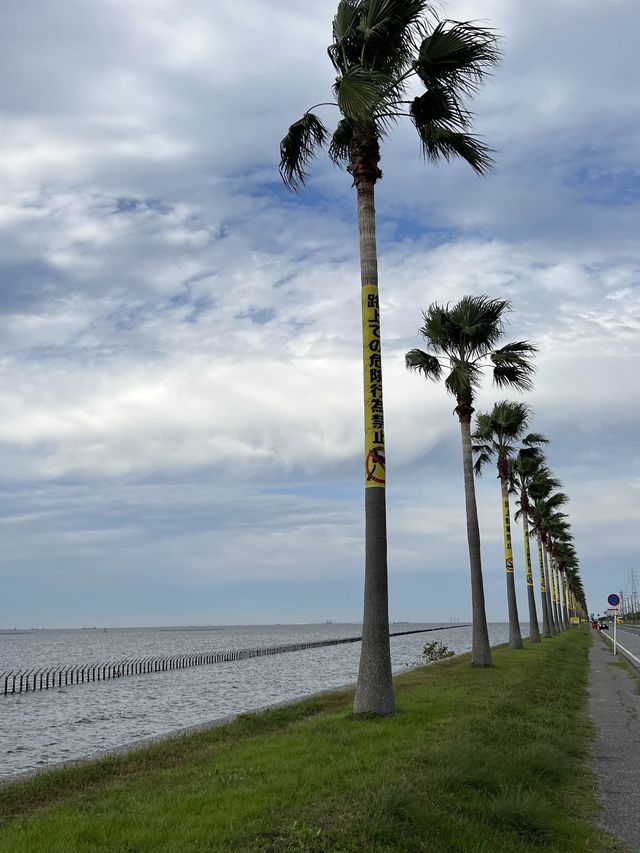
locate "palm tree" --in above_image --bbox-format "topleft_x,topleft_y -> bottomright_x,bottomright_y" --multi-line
473,402 -> 547,648
279,1 -> 500,714
406,296 -> 536,665
509,446 -> 548,642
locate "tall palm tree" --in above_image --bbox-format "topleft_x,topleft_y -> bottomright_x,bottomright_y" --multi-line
473,402 -> 547,648
279,1 -> 500,714
509,446 -> 547,642
406,296 -> 536,666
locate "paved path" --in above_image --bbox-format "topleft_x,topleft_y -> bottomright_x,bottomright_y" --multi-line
589,633 -> 640,851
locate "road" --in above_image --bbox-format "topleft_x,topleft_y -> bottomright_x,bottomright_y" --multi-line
601,624 -> 640,669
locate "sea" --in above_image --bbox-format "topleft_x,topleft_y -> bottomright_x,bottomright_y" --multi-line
0,622 -> 513,781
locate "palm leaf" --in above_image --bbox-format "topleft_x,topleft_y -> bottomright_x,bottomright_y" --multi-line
418,303 -> 449,353
472,445 -> 493,477
410,88 -> 470,131
415,20 -> 501,93
333,66 -> 394,119
413,125 -> 493,174
329,0 -> 362,72
405,348 -> 442,381
491,341 -> 537,392
279,113 -> 328,191
522,432 -> 548,447
445,360 -> 481,400
328,118 -> 356,165
358,0 -> 427,72
449,295 -> 510,354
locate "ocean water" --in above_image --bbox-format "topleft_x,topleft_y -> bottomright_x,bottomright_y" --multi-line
0,622 -> 512,781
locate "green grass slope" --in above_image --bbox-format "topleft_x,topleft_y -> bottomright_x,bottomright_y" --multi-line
0,630 -> 626,852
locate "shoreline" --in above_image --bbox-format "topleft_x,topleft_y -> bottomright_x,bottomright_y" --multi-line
0,649 -> 466,790
0,630 -> 620,853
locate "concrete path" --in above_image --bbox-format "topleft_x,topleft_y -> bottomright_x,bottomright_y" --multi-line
589,633 -> 640,851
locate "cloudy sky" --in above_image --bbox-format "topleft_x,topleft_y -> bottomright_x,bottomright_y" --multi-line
1,0 -> 638,629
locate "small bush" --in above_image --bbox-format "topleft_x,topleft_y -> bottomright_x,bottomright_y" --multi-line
422,641 -> 455,662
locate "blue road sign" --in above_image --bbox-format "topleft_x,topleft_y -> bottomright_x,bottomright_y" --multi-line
607,593 -> 621,607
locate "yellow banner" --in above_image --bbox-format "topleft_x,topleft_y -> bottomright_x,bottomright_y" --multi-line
362,284 -> 385,488
538,540 -> 545,592
550,563 -> 557,602
523,529 -> 533,586
502,496 -> 513,573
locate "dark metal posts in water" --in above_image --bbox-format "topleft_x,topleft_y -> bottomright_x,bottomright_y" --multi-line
1,624 -> 469,696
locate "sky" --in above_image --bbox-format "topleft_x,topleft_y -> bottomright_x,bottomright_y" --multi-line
1,0 -> 638,628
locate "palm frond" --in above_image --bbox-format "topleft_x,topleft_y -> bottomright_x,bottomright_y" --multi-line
279,113 -> 328,191
415,20 -> 501,94
450,295 -> 511,354
445,360 -> 481,400
358,0 -> 428,73
489,400 -> 530,433
522,432 -> 548,447
472,447 -> 493,477
410,88 -> 470,130
329,0 -> 362,72
472,411 -> 493,440
329,0 -> 428,77
491,341 -> 537,392
405,348 -> 442,381
333,66 -> 394,119
328,118 -> 355,165
418,303 -> 449,353
413,125 -> 493,174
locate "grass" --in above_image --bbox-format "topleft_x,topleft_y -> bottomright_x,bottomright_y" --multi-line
0,629 -> 626,852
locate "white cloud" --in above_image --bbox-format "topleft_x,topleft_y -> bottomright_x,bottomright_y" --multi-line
0,0 -> 638,624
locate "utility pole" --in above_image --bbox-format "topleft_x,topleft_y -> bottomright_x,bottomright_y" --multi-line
629,570 -> 639,619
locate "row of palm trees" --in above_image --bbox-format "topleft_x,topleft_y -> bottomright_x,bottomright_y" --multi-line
474,401 -> 585,647
279,0 -> 586,715
406,297 -> 587,667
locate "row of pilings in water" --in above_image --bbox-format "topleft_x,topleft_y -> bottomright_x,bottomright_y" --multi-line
1,624 -> 469,696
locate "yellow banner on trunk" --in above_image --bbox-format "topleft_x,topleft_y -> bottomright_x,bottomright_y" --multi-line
362,284 -> 385,488
523,532 -> 533,586
538,540 -> 545,593
502,496 -> 513,573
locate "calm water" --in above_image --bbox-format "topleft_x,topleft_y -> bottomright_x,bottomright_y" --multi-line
0,622 -> 512,781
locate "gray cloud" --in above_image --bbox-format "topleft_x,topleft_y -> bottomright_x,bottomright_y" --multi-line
0,0 -> 638,625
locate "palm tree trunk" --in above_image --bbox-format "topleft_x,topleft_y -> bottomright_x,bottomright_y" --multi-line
351,159 -> 394,717
459,411 -> 492,666
499,477 -> 522,649
521,508 -> 540,643
542,544 -> 559,635
537,537 -> 552,638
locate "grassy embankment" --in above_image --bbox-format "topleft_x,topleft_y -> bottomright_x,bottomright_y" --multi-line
0,629 -> 625,852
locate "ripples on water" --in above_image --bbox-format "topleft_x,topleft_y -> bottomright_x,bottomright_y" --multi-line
0,623 -> 513,780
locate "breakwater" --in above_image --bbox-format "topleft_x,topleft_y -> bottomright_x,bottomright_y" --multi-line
1,624 -> 468,696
